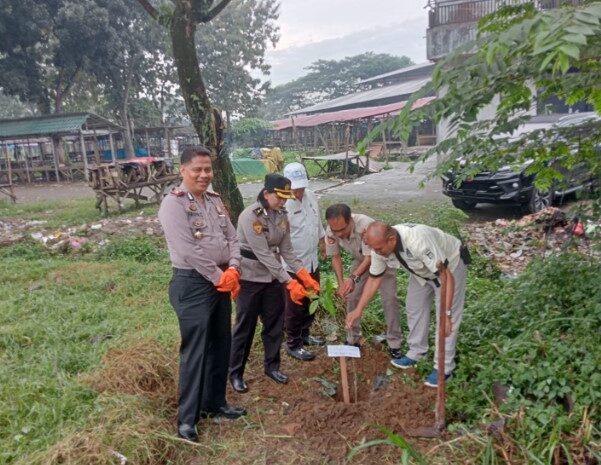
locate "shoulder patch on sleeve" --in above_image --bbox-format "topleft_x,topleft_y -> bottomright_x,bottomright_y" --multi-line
252,220 -> 263,234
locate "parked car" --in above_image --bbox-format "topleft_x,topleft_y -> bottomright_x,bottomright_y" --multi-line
441,112 -> 599,213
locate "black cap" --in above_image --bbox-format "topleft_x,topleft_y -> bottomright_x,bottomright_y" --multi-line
264,174 -> 295,199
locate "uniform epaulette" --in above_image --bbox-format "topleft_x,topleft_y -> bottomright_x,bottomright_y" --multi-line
171,189 -> 186,197
206,191 -> 221,197
253,206 -> 265,216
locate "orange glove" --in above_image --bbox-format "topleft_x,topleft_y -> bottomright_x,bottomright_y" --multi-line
216,267 -> 240,294
287,279 -> 308,305
296,267 -> 320,293
231,280 -> 240,300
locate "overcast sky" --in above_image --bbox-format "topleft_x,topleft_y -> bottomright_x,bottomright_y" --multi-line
266,0 -> 429,85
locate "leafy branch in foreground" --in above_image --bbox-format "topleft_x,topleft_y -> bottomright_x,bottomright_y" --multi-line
360,1 -> 601,190
347,425 -> 425,465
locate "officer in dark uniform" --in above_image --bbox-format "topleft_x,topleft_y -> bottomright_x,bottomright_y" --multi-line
229,174 -> 319,393
158,146 -> 246,442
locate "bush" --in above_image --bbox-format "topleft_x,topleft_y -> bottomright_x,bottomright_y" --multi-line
97,238 -> 166,263
449,253 -> 601,459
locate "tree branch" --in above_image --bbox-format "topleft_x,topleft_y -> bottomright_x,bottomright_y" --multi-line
136,0 -> 159,20
197,0 -> 232,23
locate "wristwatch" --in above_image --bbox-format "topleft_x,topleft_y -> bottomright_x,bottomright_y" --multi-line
350,273 -> 360,284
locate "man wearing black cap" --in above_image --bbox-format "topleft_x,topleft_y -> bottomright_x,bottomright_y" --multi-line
229,174 -> 320,393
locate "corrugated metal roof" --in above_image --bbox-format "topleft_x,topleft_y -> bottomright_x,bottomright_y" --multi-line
287,77 -> 431,116
273,97 -> 435,130
0,112 -> 124,140
356,62 -> 435,86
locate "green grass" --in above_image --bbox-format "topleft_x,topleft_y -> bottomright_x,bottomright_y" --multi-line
0,198 -> 158,228
0,256 -> 177,463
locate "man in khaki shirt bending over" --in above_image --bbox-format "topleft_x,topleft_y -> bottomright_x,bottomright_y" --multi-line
346,221 -> 468,388
324,204 -> 402,359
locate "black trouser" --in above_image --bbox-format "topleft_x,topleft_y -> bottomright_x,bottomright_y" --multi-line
229,279 -> 285,379
284,269 -> 320,350
169,268 -> 231,427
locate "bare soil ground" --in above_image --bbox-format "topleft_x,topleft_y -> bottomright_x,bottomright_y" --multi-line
85,341 -> 440,465
219,345 -> 437,464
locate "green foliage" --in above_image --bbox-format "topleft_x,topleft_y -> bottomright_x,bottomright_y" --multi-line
362,1 -> 601,190
197,0 -> 280,117
308,276 -> 337,317
229,117 -> 274,146
348,425 -> 425,464
261,52 -> 414,118
97,237 -> 167,263
449,253 -> 601,459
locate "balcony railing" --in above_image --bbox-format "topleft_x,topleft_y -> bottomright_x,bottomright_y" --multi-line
428,0 -> 582,28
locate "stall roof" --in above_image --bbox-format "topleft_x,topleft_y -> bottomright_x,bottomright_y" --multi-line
273,97 -> 435,130
356,62 -> 435,86
0,112 -> 124,140
286,77 -> 431,116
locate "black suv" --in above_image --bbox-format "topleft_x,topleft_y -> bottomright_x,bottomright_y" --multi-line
441,113 -> 599,213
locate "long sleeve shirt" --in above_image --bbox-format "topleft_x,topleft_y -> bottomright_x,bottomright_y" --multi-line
158,186 -> 240,285
284,189 -> 325,273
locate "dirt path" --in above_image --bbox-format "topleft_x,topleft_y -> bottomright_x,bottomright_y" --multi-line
7,160 -> 532,223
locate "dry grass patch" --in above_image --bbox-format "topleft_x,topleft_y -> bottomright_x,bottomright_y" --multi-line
28,397 -> 197,465
81,339 -> 177,402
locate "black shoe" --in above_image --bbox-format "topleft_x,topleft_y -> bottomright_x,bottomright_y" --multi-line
389,347 -> 402,359
178,424 -> 199,442
201,404 -> 247,420
265,369 -> 289,384
303,335 -> 325,346
287,346 -> 316,361
230,376 -> 248,393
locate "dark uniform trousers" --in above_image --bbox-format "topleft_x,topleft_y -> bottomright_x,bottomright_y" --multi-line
284,269 -> 320,350
229,279 -> 285,378
169,268 -> 231,427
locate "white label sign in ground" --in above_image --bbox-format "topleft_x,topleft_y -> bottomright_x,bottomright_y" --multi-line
326,345 -> 361,358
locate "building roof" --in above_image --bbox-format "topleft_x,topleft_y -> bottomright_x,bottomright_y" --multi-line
0,112 -> 124,140
286,77 -> 431,116
273,97 -> 435,130
356,62 -> 436,86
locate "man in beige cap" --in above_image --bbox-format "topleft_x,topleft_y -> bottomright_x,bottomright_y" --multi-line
282,162 -> 326,362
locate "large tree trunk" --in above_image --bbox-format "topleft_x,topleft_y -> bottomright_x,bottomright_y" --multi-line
121,62 -> 136,159
169,3 -> 244,221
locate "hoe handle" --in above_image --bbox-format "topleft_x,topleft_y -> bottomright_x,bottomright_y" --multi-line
435,261 -> 452,431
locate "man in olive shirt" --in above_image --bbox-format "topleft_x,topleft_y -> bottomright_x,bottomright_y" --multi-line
159,146 -> 245,442
324,204 -> 402,358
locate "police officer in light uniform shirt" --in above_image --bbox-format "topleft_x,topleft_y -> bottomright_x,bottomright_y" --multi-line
346,221 -> 468,388
282,163 -> 326,362
229,174 -> 319,393
158,146 -> 245,443
324,204 -> 402,358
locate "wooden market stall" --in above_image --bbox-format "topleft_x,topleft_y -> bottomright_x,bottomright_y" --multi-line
0,112 -> 126,185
